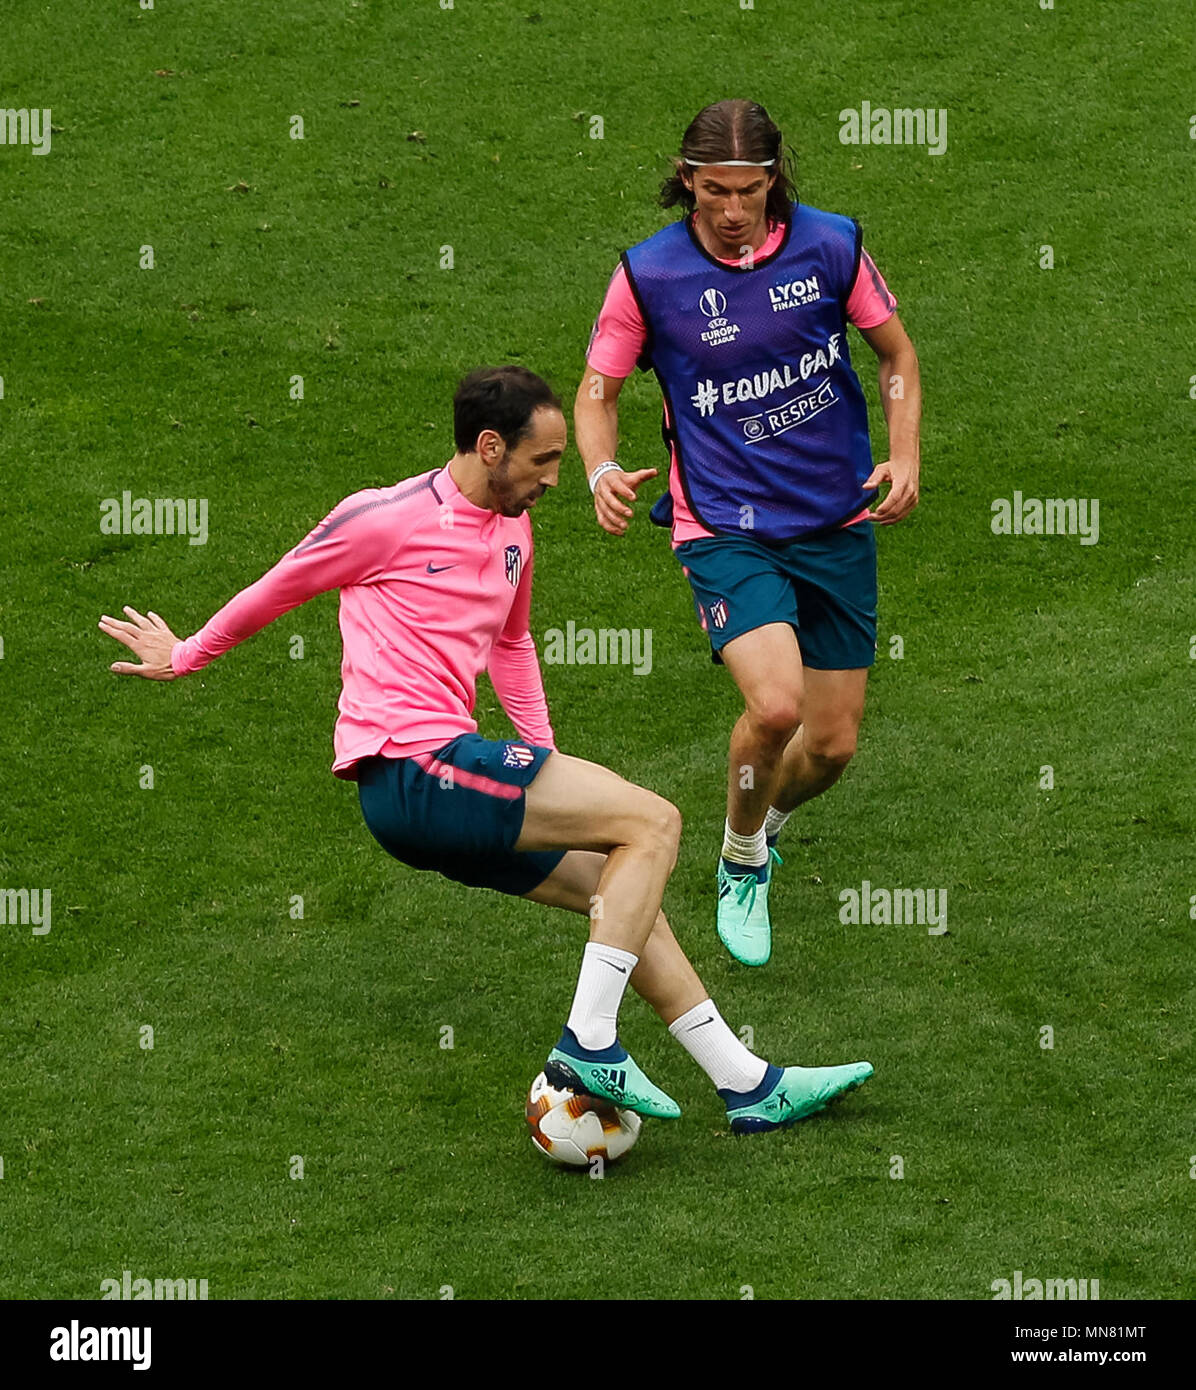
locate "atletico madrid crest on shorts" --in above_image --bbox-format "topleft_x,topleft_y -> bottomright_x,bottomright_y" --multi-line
503,743 -> 535,769
709,598 -> 729,630
505,544 -> 522,587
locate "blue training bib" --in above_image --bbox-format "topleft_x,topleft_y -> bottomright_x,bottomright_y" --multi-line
624,203 -> 877,541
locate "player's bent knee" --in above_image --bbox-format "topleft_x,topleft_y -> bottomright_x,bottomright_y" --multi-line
637,792 -> 682,863
805,729 -> 858,766
747,696 -> 802,743
660,798 -> 683,853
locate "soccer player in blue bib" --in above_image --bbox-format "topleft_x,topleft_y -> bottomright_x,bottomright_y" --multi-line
576,100 -> 922,965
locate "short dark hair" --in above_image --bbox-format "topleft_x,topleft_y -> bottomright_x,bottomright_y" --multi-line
452,366 -> 562,454
660,99 -> 797,225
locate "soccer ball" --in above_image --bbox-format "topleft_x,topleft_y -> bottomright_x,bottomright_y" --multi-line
524,1071 -> 642,1167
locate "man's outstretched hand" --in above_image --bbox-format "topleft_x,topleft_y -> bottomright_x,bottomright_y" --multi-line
99,606 -> 181,680
593,467 -> 658,536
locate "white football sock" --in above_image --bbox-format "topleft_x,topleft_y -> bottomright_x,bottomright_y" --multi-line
721,819 -> 767,867
566,941 -> 638,1051
764,806 -> 791,839
669,999 -> 768,1093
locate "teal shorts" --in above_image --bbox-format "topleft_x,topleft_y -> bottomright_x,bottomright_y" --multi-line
676,520 -> 877,669
356,734 -> 565,896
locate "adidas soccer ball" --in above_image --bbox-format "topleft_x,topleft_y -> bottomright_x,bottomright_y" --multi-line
524,1071 -> 642,1167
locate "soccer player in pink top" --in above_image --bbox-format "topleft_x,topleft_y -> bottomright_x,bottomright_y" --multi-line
575,100 -> 922,967
99,365 -> 872,1134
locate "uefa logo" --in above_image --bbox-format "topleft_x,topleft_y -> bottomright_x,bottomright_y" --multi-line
699,288 -> 727,322
698,287 -> 740,346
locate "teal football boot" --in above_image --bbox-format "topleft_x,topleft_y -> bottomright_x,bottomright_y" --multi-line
545,1027 -> 681,1119
716,846 -> 782,966
723,1060 -> 874,1133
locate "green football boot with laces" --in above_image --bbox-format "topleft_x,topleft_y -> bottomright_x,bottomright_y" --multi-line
716,846 -> 782,966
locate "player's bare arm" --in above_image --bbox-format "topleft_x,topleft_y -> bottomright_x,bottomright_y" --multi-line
573,369 -> 657,536
98,606 -> 181,680
859,312 -> 921,525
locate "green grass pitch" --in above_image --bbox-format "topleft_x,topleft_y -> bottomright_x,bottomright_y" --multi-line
1,0 -> 1193,1299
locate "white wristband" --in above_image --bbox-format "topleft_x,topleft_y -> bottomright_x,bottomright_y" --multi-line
588,461 -> 624,494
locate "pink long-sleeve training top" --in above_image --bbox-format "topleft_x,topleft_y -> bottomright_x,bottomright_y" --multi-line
170,462 -> 556,778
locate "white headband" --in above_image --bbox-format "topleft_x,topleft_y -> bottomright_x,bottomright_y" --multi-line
684,158 -> 775,167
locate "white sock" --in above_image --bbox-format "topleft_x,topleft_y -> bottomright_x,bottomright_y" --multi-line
566,941 -> 638,1051
721,819 -> 767,868
764,806 -> 791,840
669,999 -> 768,1093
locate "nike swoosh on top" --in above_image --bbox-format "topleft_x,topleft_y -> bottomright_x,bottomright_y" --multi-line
426,562 -> 457,574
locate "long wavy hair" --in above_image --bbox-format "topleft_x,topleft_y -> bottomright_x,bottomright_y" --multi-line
660,99 -> 797,224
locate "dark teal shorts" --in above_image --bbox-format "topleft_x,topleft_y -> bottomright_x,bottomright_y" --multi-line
356,734 -> 566,896
676,520 -> 878,669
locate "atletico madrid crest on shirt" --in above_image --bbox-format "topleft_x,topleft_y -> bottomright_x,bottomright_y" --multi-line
504,544 -> 522,587
709,598 -> 729,630
503,742 -> 535,769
